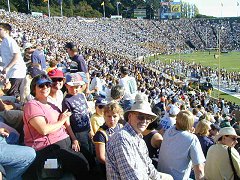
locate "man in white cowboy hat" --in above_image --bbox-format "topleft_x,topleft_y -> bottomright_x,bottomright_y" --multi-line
105,93 -> 173,180
205,127 -> 240,180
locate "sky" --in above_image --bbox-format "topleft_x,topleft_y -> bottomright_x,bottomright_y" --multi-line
183,0 -> 240,17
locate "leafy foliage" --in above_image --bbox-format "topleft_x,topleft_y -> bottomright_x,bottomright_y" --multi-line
0,0 -> 200,18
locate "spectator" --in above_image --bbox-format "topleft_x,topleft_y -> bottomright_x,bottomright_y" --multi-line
143,119 -> 163,168
158,110 -> 205,180
195,120 -> 214,157
62,72 -> 94,159
91,97 -> 108,134
159,105 -> 180,134
93,102 -> 123,179
119,66 -> 137,111
0,23 -> 27,98
205,127 -> 240,180
31,42 -> 46,71
23,74 -> 90,179
109,84 -> 124,104
106,93 -> 173,180
65,42 -> 90,94
47,68 -> 65,111
0,128 -> 35,180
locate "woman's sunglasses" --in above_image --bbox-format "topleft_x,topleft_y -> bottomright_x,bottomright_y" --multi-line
38,82 -> 52,88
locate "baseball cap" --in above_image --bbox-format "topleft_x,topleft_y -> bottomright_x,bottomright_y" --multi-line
28,66 -> 45,78
65,42 -> 76,49
95,98 -> 108,106
169,106 -> 180,116
48,69 -> 64,78
23,42 -> 32,50
65,73 -> 85,86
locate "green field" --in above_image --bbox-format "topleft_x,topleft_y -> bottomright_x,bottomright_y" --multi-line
147,51 -> 240,104
149,51 -> 240,72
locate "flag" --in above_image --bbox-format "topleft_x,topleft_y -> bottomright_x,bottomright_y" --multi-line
43,0 -> 48,2
237,2 -> 239,6
101,1 -> 105,6
58,0 -> 62,4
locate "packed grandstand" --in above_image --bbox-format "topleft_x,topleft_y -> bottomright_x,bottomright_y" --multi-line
0,9 -> 240,180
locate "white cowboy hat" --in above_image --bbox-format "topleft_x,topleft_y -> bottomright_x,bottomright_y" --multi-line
124,93 -> 157,122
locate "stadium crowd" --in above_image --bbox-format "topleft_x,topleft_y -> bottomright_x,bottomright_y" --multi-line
0,9 -> 239,180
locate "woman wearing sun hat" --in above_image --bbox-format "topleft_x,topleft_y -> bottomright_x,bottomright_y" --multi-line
204,127 -> 240,180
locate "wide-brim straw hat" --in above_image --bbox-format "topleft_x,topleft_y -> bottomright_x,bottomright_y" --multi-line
214,127 -> 240,142
124,93 -> 157,122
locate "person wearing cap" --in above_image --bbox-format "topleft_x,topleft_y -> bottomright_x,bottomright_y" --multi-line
159,105 -> 180,135
93,102 -> 123,179
204,127 -> 240,180
62,72 -> 94,159
23,74 -> 90,179
65,42 -> 90,95
91,98 -> 108,134
105,93 -> 173,180
158,110 -> 205,180
119,65 -> 137,111
47,68 -> 65,111
23,42 -> 34,67
0,23 -> 27,98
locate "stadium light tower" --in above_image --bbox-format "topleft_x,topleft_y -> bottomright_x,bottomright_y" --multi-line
117,2 -> 121,16
178,30 -> 182,60
7,0 -> 10,12
217,26 -> 224,98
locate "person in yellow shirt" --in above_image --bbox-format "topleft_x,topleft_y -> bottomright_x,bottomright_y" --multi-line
90,98 -> 108,134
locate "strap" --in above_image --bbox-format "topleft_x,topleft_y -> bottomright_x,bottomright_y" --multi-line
98,128 -> 108,142
227,147 -> 239,179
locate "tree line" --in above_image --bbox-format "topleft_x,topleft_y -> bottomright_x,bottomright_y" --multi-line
0,0 -> 202,19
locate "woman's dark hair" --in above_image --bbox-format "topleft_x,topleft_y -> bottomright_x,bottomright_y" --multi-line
147,119 -> 160,130
30,74 -> 52,97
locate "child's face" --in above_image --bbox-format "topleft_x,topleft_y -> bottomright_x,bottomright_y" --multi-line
104,111 -> 120,128
65,84 -> 83,95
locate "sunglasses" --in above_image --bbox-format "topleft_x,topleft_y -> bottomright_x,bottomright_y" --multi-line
134,113 -> 153,123
38,82 -> 51,88
226,135 -> 238,141
52,78 -> 64,82
98,105 -> 105,109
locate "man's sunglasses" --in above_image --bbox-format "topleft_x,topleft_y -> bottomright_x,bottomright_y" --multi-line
38,82 -> 51,88
134,112 -> 153,123
52,78 -> 64,82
